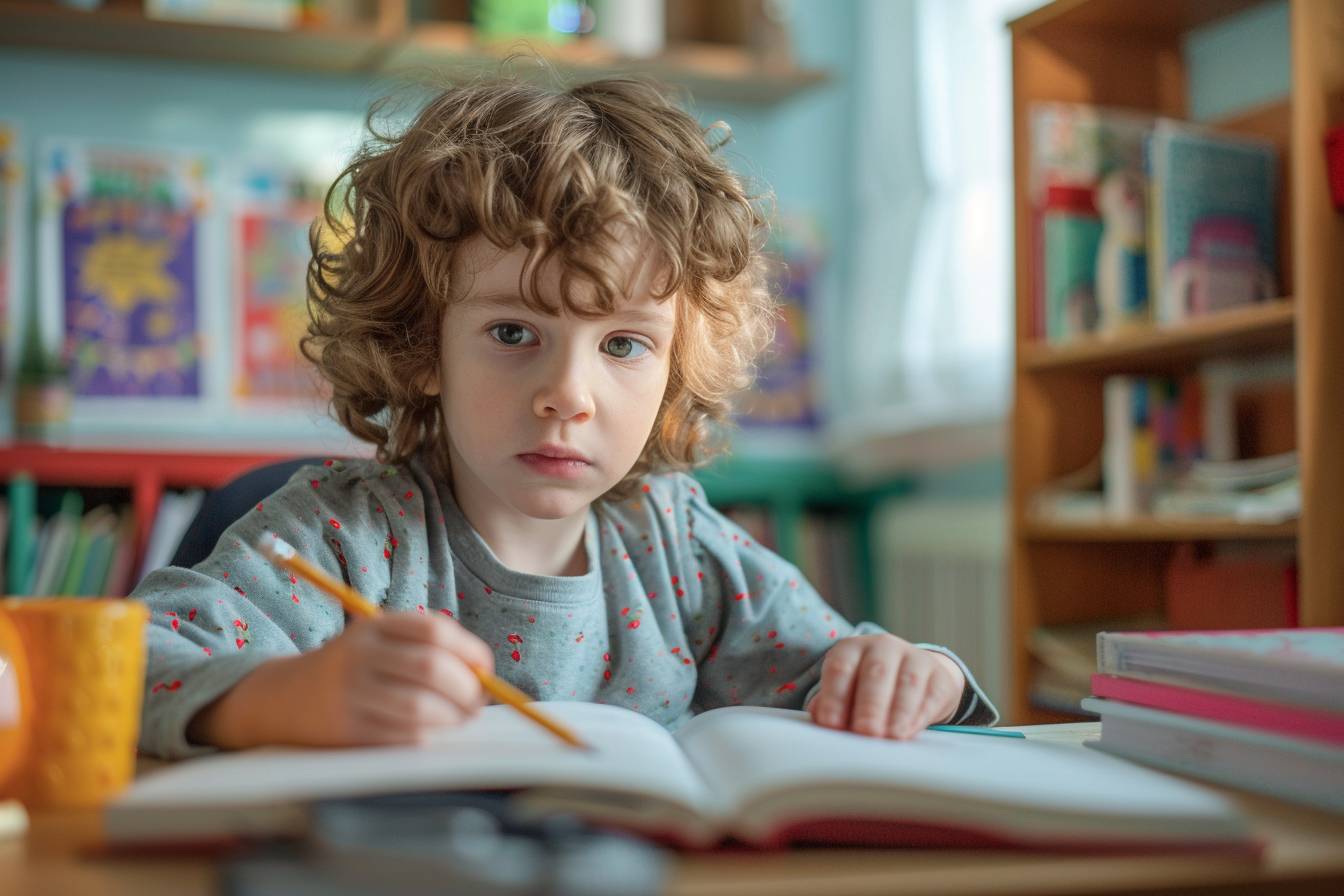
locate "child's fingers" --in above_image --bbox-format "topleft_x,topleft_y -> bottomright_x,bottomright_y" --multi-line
347,682 -> 466,741
363,641 -> 485,711
809,640 -> 864,728
886,650 -> 936,739
375,612 -> 496,673
848,639 -> 902,737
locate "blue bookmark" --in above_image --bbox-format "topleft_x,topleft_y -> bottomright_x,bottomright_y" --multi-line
927,725 -> 1026,738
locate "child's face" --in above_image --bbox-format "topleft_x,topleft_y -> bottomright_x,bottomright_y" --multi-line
432,236 -> 675,522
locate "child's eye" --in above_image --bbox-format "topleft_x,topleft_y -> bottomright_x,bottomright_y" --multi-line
603,336 -> 649,359
489,323 -> 538,347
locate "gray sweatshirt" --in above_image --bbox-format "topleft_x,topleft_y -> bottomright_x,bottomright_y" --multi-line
133,456 -> 998,758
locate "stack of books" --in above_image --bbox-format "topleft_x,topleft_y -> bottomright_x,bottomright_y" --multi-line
1083,628 -> 1344,814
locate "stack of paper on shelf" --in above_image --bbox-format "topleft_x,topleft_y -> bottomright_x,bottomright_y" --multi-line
1084,628 -> 1344,814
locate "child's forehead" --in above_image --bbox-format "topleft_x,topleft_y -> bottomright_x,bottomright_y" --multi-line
452,236 -> 674,319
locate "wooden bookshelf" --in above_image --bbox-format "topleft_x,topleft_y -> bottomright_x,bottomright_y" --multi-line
0,0 -> 827,103
1018,300 -> 1296,375
1008,0 -> 1344,724
0,444 -> 290,577
1023,517 -> 1298,543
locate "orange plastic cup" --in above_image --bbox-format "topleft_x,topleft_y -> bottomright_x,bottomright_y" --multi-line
0,599 -> 148,809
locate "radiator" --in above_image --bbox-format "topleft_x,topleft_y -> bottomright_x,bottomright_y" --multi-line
872,497 -> 1008,714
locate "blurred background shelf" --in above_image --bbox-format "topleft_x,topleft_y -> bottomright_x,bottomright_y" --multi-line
0,0 -> 395,74
0,444 -> 292,569
1018,300 -> 1296,375
0,0 -> 829,103
1023,516 -> 1298,542
1008,0 -> 1344,725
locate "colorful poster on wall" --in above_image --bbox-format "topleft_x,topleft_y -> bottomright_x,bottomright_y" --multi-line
232,165 -> 324,402
45,142 -> 210,398
735,214 -> 824,431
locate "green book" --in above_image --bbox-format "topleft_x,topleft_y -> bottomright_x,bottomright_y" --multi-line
32,490 -> 84,597
6,474 -> 37,596
58,506 -> 103,596
77,508 -> 119,597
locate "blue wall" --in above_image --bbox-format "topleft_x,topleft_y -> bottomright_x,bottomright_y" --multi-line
1185,0 -> 1290,122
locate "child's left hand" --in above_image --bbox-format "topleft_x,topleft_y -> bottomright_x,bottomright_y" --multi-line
808,633 -> 966,740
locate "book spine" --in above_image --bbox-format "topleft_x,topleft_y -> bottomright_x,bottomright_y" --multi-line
1083,697 -> 1344,814
1103,376 -> 1137,517
6,473 -> 36,595
1090,674 -> 1344,745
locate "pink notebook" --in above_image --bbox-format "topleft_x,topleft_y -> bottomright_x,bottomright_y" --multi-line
1090,674 -> 1344,746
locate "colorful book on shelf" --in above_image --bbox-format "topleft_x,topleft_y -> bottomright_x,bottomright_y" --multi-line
56,505 -> 99,596
1147,121 -> 1279,325
1102,374 -> 1203,517
75,505 -> 120,597
1039,184 -> 1103,342
106,703 -> 1256,853
102,506 -> 139,596
1028,103 -> 1153,342
5,473 -> 37,596
31,489 -> 83,596
40,140 -> 210,400
1096,628 -> 1344,713
1090,674 -> 1344,746
1082,697 -> 1344,815
136,488 -> 205,582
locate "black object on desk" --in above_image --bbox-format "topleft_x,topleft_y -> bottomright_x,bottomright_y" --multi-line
219,791 -> 668,896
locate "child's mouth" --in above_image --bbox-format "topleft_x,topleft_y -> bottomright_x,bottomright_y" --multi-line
517,453 -> 592,479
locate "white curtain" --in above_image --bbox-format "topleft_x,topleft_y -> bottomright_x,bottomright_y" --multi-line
833,0 -> 1041,458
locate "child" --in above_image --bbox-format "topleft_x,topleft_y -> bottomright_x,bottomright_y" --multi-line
133,77 -> 998,759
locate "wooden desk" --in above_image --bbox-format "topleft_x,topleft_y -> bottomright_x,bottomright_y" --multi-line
6,724 -> 1344,896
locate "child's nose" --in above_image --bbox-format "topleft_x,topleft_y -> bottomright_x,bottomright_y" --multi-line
532,352 -> 595,423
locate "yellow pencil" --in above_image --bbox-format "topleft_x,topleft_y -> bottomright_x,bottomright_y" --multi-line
257,533 -> 590,750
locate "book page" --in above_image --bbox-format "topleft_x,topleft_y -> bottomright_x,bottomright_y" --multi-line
675,706 -> 1246,846
118,702 -> 712,816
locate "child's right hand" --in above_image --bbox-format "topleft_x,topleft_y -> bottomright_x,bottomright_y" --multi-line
295,612 -> 496,746
190,613 -> 495,749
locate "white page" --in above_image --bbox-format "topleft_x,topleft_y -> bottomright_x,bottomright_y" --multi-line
118,702 -> 711,814
675,706 -> 1248,843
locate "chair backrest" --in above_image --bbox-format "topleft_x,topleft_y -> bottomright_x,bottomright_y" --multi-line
169,457 -> 326,569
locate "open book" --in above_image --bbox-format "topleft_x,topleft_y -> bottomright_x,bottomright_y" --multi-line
109,703 -> 1255,852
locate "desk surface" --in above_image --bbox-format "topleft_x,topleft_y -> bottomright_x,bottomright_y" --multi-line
6,723 -> 1344,896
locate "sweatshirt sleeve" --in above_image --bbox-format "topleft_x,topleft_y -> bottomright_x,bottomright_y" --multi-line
132,459 -> 397,758
671,474 -> 998,726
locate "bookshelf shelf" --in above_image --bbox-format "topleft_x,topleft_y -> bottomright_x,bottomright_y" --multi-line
0,0 -> 828,104
390,23 -> 829,104
1012,0 -> 1268,39
1023,516 -> 1298,543
0,444 -> 291,575
1008,0 -> 1344,726
0,1 -> 392,74
1019,301 -> 1296,375
0,444 -> 289,490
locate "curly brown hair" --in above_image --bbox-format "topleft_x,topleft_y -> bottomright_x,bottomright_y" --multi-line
303,75 -> 777,499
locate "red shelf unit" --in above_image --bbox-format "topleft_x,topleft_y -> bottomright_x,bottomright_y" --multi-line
0,444 -> 291,581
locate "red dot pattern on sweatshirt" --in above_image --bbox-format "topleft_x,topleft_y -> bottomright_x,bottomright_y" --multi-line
143,468 -> 863,739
